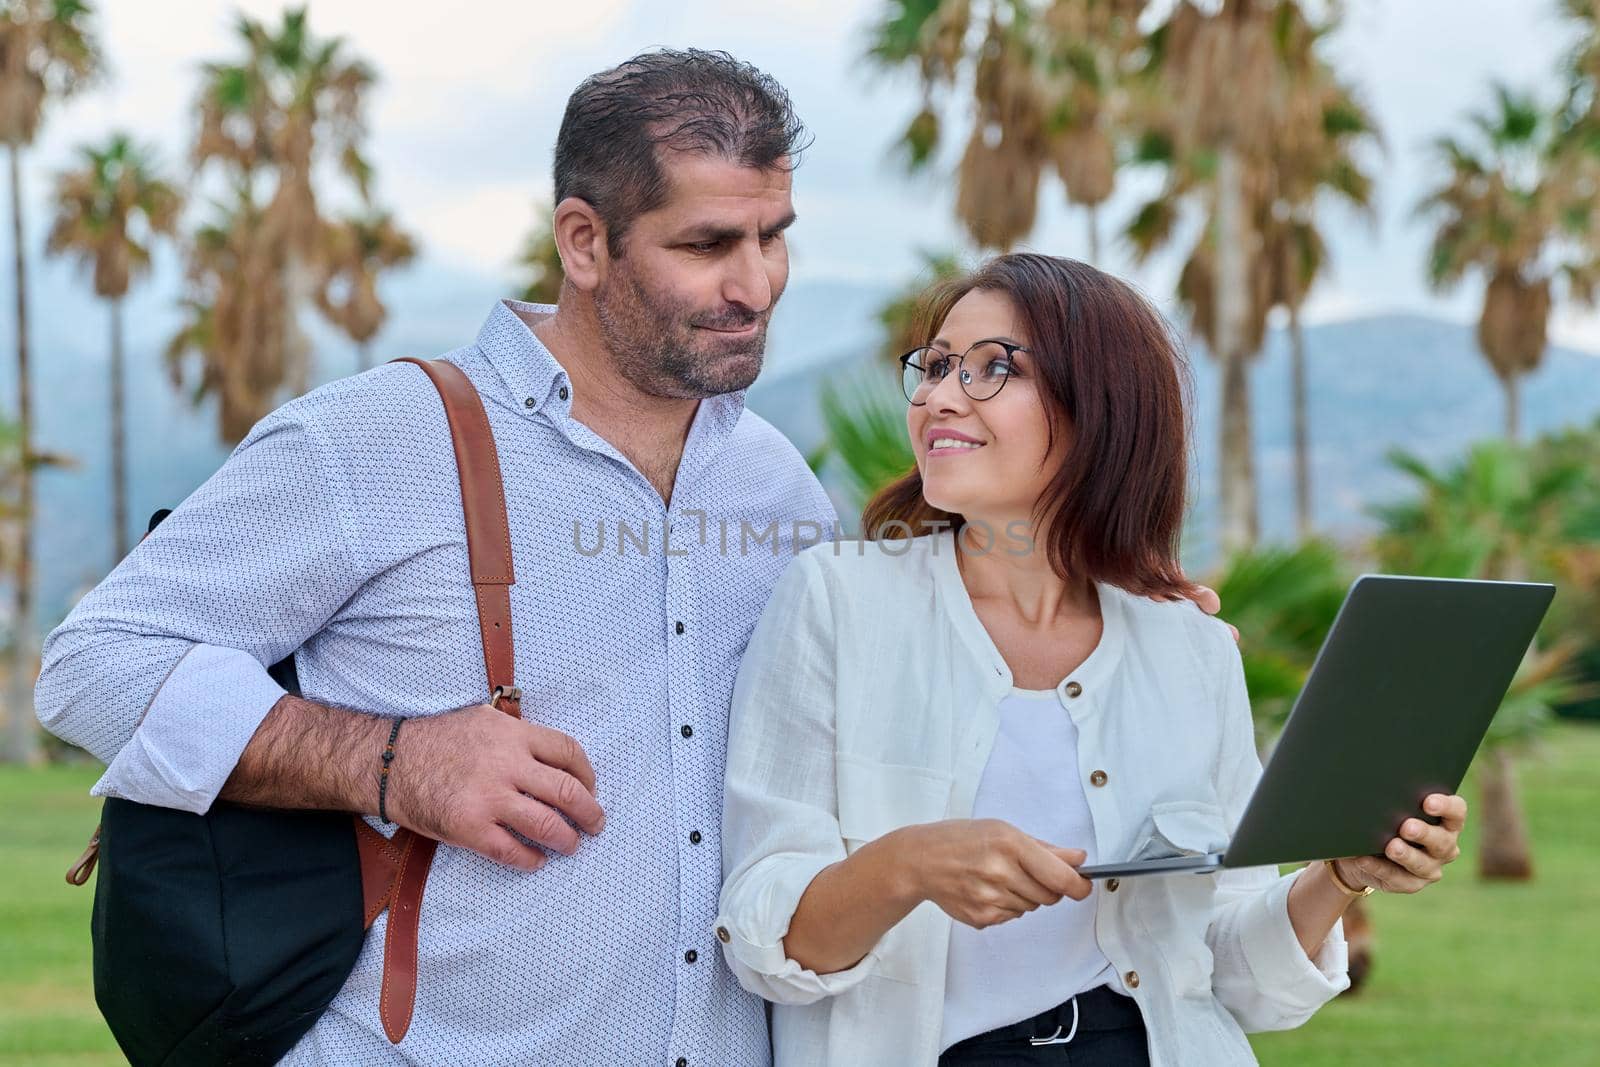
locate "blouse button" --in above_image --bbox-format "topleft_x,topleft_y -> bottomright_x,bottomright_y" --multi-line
717,926 -> 732,944
1089,769 -> 1109,787
1106,878 -> 1120,892
1065,681 -> 1083,698
1125,970 -> 1141,989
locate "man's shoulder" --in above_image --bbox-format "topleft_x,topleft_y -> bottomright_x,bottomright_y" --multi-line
723,403 -> 834,518
241,352 -> 473,456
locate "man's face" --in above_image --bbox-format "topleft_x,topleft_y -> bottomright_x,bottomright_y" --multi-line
593,153 -> 795,399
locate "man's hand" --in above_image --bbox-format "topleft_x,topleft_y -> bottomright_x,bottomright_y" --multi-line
221,695 -> 604,872
386,704 -> 605,871
1183,582 -> 1238,643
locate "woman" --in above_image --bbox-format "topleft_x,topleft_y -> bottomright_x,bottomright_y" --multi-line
714,254 -> 1466,1067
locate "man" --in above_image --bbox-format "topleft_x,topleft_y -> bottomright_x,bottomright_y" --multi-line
39,47 -> 1225,1066
38,50 -> 825,1066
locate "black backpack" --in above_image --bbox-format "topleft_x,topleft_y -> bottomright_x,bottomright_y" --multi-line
63,358 -> 523,1065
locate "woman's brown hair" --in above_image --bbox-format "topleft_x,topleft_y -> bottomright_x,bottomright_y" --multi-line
862,253 -> 1198,601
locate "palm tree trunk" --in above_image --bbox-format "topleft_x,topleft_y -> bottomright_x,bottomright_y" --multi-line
1503,375 -> 1520,442
1477,746 -> 1533,879
1214,145 -> 1258,554
5,142 -> 38,765
1290,300 -> 1312,540
1086,204 -> 1101,265
110,295 -> 128,562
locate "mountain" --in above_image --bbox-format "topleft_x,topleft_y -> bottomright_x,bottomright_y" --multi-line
19,266 -> 1600,634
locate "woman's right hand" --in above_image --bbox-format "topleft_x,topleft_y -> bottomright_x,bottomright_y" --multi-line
895,818 -> 1092,929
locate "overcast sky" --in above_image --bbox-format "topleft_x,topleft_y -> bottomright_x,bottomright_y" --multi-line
31,0 -> 1600,351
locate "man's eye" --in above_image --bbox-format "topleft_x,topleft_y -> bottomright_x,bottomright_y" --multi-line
688,241 -> 720,254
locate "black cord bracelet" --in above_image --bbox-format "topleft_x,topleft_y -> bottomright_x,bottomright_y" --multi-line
378,717 -> 404,824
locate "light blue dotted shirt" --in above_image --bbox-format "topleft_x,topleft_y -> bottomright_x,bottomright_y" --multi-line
36,299 -> 838,1066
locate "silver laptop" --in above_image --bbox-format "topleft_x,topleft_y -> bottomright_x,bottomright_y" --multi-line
1076,574 -> 1554,879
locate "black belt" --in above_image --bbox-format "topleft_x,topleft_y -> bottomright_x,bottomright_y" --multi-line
943,984 -> 1145,1053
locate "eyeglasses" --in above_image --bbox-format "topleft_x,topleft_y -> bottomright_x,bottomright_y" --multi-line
899,340 -> 1030,406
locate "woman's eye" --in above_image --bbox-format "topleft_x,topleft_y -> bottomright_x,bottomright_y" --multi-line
926,358 -> 950,379
984,359 -> 1014,380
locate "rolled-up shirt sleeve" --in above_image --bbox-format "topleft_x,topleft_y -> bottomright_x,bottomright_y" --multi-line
716,548 -> 882,1006
1205,632 -> 1350,1030
34,404 -> 367,814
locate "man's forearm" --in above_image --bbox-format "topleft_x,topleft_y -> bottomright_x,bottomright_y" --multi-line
219,693 -> 391,814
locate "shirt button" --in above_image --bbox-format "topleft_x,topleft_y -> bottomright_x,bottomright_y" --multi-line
675,620 -> 685,635
676,1059 -> 688,1067
1065,681 -> 1083,698
1107,877 -> 1121,892
717,926 -> 731,943
1125,970 -> 1140,989
689,830 -> 702,845
559,385 -> 570,401
1090,769 -> 1109,787
680,724 -> 693,738
684,949 -> 698,964
523,396 -> 534,409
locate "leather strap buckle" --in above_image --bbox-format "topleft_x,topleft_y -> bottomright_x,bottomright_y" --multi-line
491,684 -> 522,704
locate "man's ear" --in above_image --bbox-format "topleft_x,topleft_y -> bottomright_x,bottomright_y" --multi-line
552,196 -> 608,292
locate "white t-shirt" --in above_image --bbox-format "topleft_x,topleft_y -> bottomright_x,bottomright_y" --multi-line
939,687 -> 1119,1050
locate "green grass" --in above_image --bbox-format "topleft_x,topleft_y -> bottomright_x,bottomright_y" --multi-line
1252,720 -> 1600,1066
3,725 -> 1598,1065
0,761 -> 121,1066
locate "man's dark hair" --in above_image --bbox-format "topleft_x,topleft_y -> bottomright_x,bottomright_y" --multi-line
554,49 -> 810,258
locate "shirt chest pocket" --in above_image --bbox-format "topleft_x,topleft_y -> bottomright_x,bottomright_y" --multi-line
1127,800 -> 1229,998
833,755 -> 954,986
835,755 -> 954,850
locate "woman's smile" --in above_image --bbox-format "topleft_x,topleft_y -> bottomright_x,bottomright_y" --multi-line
926,428 -> 988,457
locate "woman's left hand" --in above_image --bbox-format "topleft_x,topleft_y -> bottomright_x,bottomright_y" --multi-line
1333,793 -> 1468,894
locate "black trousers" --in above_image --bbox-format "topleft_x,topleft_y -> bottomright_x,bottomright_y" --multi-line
937,985 -> 1151,1066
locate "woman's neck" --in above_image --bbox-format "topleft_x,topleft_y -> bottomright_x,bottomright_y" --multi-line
953,517 -> 1098,627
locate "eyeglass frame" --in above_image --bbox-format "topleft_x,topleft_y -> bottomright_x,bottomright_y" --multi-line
898,339 -> 1032,406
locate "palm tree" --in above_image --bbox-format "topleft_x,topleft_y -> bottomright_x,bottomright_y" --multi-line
817,373 -> 917,512
1373,441 -> 1591,879
1417,85 -> 1595,442
514,209 -> 563,305
1261,38 -> 1380,540
1130,0 -> 1357,555
0,0 -> 100,765
314,209 -> 416,372
46,134 -> 180,563
866,0 -> 1142,258
175,5 -> 376,443
167,190 -> 290,444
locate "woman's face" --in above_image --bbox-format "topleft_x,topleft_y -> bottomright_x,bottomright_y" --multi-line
906,288 -> 1068,528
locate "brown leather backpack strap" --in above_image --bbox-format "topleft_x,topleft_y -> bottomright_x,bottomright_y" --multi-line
394,357 -> 521,715
371,357 -> 521,1044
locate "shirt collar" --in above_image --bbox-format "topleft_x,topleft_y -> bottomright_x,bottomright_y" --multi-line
473,298 -> 569,414
471,298 -> 749,438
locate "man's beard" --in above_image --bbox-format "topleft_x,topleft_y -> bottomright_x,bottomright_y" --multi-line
593,261 -> 770,399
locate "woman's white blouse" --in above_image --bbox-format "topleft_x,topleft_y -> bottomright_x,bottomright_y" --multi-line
715,533 -> 1350,1067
